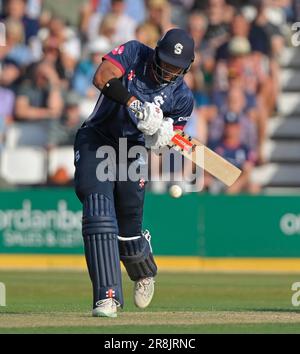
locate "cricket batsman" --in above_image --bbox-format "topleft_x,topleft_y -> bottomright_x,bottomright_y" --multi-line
74,28 -> 195,317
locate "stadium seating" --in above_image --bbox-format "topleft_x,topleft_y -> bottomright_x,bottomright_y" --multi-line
0,147 -> 47,185
5,122 -> 50,148
48,146 -> 75,180
252,47 -> 300,192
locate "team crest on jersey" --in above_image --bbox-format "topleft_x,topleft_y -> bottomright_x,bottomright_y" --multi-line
153,95 -> 165,107
112,45 -> 125,55
127,70 -> 135,81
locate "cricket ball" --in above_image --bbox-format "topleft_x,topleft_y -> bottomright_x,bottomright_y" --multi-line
169,184 -> 183,198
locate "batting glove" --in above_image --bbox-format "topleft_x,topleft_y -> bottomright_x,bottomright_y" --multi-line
131,101 -> 163,136
145,118 -> 174,149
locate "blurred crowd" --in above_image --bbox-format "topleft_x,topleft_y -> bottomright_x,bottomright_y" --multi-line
0,0 -> 298,193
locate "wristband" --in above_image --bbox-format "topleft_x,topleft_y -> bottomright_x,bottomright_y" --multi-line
102,78 -> 132,106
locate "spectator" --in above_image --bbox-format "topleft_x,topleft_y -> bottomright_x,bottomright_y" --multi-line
135,22 -> 160,48
187,11 -> 215,88
73,38 -> 112,98
249,0 -> 284,114
185,65 -> 219,145
168,0 -> 196,28
44,16 -> 67,46
293,0 -> 300,20
98,13 -> 119,46
249,0 -> 285,58
1,0 -> 39,43
187,11 -> 208,51
48,91 -> 83,147
203,0 -> 233,52
0,58 -> 21,148
0,18 -> 34,66
209,87 -> 257,151
184,70 -> 208,143
59,38 -> 81,89
14,62 -> 63,122
207,112 -> 259,194
92,0 -> 146,24
108,0 -> 137,43
146,0 -> 175,35
82,0 -> 137,44
0,60 -> 19,145
0,58 -> 22,93
216,13 -> 251,61
214,36 -> 261,108
40,37 -> 63,74
213,36 -> 269,162
41,15 -> 81,55
26,0 -> 43,20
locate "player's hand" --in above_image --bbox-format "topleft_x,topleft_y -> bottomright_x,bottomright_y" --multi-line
128,99 -> 144,119
133,101 -> 164,136
145,118 -> 174,149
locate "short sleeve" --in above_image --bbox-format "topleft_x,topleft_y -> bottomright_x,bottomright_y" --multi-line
103,40 -> 142,76
169,89 -> 194,131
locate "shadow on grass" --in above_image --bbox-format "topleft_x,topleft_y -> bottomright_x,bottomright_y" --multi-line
247,308 -> 300,313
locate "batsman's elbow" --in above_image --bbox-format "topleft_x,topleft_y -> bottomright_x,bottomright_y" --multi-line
93,71 -> 104,91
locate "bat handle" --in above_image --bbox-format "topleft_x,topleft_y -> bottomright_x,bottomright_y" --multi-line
128,101 -> 145,120
130,107 -> 144,120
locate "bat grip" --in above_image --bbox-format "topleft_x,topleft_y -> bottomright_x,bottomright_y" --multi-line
129,106 -> 145,120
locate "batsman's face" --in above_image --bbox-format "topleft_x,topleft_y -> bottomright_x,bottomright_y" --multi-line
152,57 -> 184,84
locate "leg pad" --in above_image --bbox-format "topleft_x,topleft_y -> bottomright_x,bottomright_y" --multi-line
82,194 -> 123,307
118,230 -> 157,281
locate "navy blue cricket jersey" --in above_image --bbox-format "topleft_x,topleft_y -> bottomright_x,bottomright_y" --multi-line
85,40 -> 194,145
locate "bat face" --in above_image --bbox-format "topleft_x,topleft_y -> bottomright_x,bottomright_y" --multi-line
170,132 -> 242,187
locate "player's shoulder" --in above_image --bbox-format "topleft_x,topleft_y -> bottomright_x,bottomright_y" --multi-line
173,79 -> 194,103
123,40 -> 153,57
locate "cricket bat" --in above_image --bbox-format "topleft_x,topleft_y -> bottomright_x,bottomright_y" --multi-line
130,107 -> 242,187
170,131 -> 242,187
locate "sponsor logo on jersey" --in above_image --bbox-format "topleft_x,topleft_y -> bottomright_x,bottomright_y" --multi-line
127,70 -> 136,81
177,117 -> 189,122
112,45 -> 125,55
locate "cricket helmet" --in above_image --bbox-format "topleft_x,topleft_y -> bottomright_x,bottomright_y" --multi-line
152,28 -> 195,84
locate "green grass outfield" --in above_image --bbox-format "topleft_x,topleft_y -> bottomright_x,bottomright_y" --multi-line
1,271 -> 300,334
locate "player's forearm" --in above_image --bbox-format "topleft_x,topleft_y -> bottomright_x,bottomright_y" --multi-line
93,60 -> 137,107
